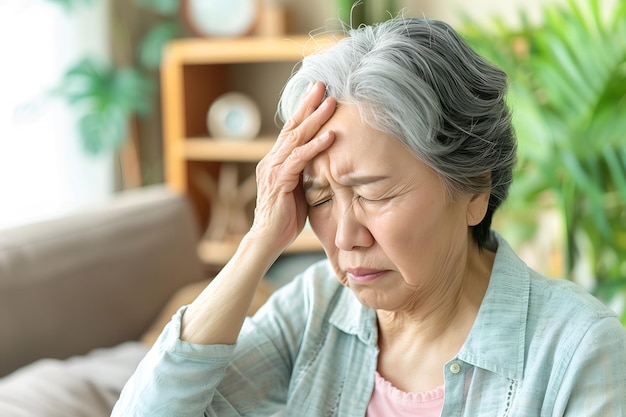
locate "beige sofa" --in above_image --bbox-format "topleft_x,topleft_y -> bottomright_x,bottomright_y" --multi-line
0,185 -> 212,415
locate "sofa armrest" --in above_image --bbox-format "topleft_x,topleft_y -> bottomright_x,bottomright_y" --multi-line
0,185 -> 205,377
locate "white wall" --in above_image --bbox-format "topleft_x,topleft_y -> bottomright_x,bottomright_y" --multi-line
0,0 -> 113,229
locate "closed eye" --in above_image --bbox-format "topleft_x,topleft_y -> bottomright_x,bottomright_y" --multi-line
358,195 -> 376,202
310,197 -> 332,207
355,194 -> 384,204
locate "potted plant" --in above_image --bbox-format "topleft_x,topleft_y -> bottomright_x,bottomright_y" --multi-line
461,0 -> 626,322
46,0 -> 183,187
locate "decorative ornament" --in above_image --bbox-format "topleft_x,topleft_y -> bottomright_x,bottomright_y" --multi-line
207,92 -> 262,141
193,164 -> 257,242
181,0 -> 260,38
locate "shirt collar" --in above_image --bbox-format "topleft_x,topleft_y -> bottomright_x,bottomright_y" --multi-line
456,232 -> 530,381
326,232 -> 530,380
328,283 -> 378,347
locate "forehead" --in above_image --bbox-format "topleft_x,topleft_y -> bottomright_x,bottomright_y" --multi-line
303,103 -> 422,186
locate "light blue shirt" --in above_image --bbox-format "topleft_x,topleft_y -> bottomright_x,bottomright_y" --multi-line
113,234 -> 626,416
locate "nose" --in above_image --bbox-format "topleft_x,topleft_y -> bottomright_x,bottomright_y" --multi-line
334,201 -> 374,251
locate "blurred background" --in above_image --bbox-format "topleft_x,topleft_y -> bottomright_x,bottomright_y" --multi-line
1,0 -> 624,321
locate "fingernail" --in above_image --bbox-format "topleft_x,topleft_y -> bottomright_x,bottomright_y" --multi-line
320,97 -> 334,109
319,130 -> 332,141
305,81 -> 317,94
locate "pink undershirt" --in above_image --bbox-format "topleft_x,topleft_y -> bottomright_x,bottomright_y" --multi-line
366,371 -> 444,417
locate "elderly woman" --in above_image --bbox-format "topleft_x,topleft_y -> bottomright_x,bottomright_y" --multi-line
113,17 -> 626,416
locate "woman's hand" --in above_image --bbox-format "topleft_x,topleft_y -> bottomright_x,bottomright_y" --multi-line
248,82 -> 336,253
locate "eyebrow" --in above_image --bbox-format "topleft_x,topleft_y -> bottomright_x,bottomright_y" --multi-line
303,174 -> 389,193
302,176 -> 326,193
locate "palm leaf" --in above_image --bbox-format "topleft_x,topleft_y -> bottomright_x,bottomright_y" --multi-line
460,0 -> 626,319
50,58 -> 154,154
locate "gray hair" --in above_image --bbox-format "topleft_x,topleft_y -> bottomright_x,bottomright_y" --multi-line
278,17 -> 516,248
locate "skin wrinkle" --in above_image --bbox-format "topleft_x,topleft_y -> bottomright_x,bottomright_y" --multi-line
305,102 -> 492,318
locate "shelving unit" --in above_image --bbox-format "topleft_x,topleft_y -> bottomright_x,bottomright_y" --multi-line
160,36 -> 333,265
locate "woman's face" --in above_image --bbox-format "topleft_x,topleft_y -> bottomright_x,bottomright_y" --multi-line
303,104 -> 488,312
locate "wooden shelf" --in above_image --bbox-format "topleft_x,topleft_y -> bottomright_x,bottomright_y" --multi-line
182,137 -> 275,162
161,36 -> 336,265
197,229 -> 322,265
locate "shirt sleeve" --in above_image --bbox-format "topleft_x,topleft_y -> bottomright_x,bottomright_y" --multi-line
558,315 -> 626,416
111,274 -> 314,417
110,305 -> 236,417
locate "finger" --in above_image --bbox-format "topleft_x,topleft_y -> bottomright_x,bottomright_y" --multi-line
257,129 -> 335,188
277,130 -> 335,185
284,81 -> 327,130
271,96 -> 337,161
292,97 -> 337,145
275,82 -> 327,148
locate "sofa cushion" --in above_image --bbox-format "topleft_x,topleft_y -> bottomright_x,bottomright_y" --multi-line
0,185 -> 205,376
0,341 -> 148,417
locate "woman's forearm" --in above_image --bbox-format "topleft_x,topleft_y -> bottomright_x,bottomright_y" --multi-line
180,234 -> 280,345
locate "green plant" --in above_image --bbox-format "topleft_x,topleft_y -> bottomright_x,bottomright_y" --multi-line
461,0 -> 626,321
51,58 -> 153,154
46,0 -> 183,155
46,0 -> 93,10
335,0 -> 399,27
134,0 -> 182,69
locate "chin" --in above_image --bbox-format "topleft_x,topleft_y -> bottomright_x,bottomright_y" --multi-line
351,288 -> 390,310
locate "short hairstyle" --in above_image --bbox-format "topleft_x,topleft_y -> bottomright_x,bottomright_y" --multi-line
278,17 -> 517,248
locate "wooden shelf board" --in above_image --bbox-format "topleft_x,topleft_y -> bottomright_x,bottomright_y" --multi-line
197,229 -> 322,265
164,35 -> 337,65
182,137 -> 276,162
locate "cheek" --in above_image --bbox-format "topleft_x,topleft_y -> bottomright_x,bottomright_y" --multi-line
308,210 -> 336,252
308,212 -> 347,285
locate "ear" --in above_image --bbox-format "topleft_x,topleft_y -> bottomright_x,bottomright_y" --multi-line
466,191 -> 490,227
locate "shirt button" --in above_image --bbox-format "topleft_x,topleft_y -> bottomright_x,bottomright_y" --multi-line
449,362 -> 462,374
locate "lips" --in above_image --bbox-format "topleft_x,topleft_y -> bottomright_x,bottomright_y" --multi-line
345,267 -> 387,283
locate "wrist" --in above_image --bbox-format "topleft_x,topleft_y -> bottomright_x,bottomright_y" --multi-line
236,231 -> 284,272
